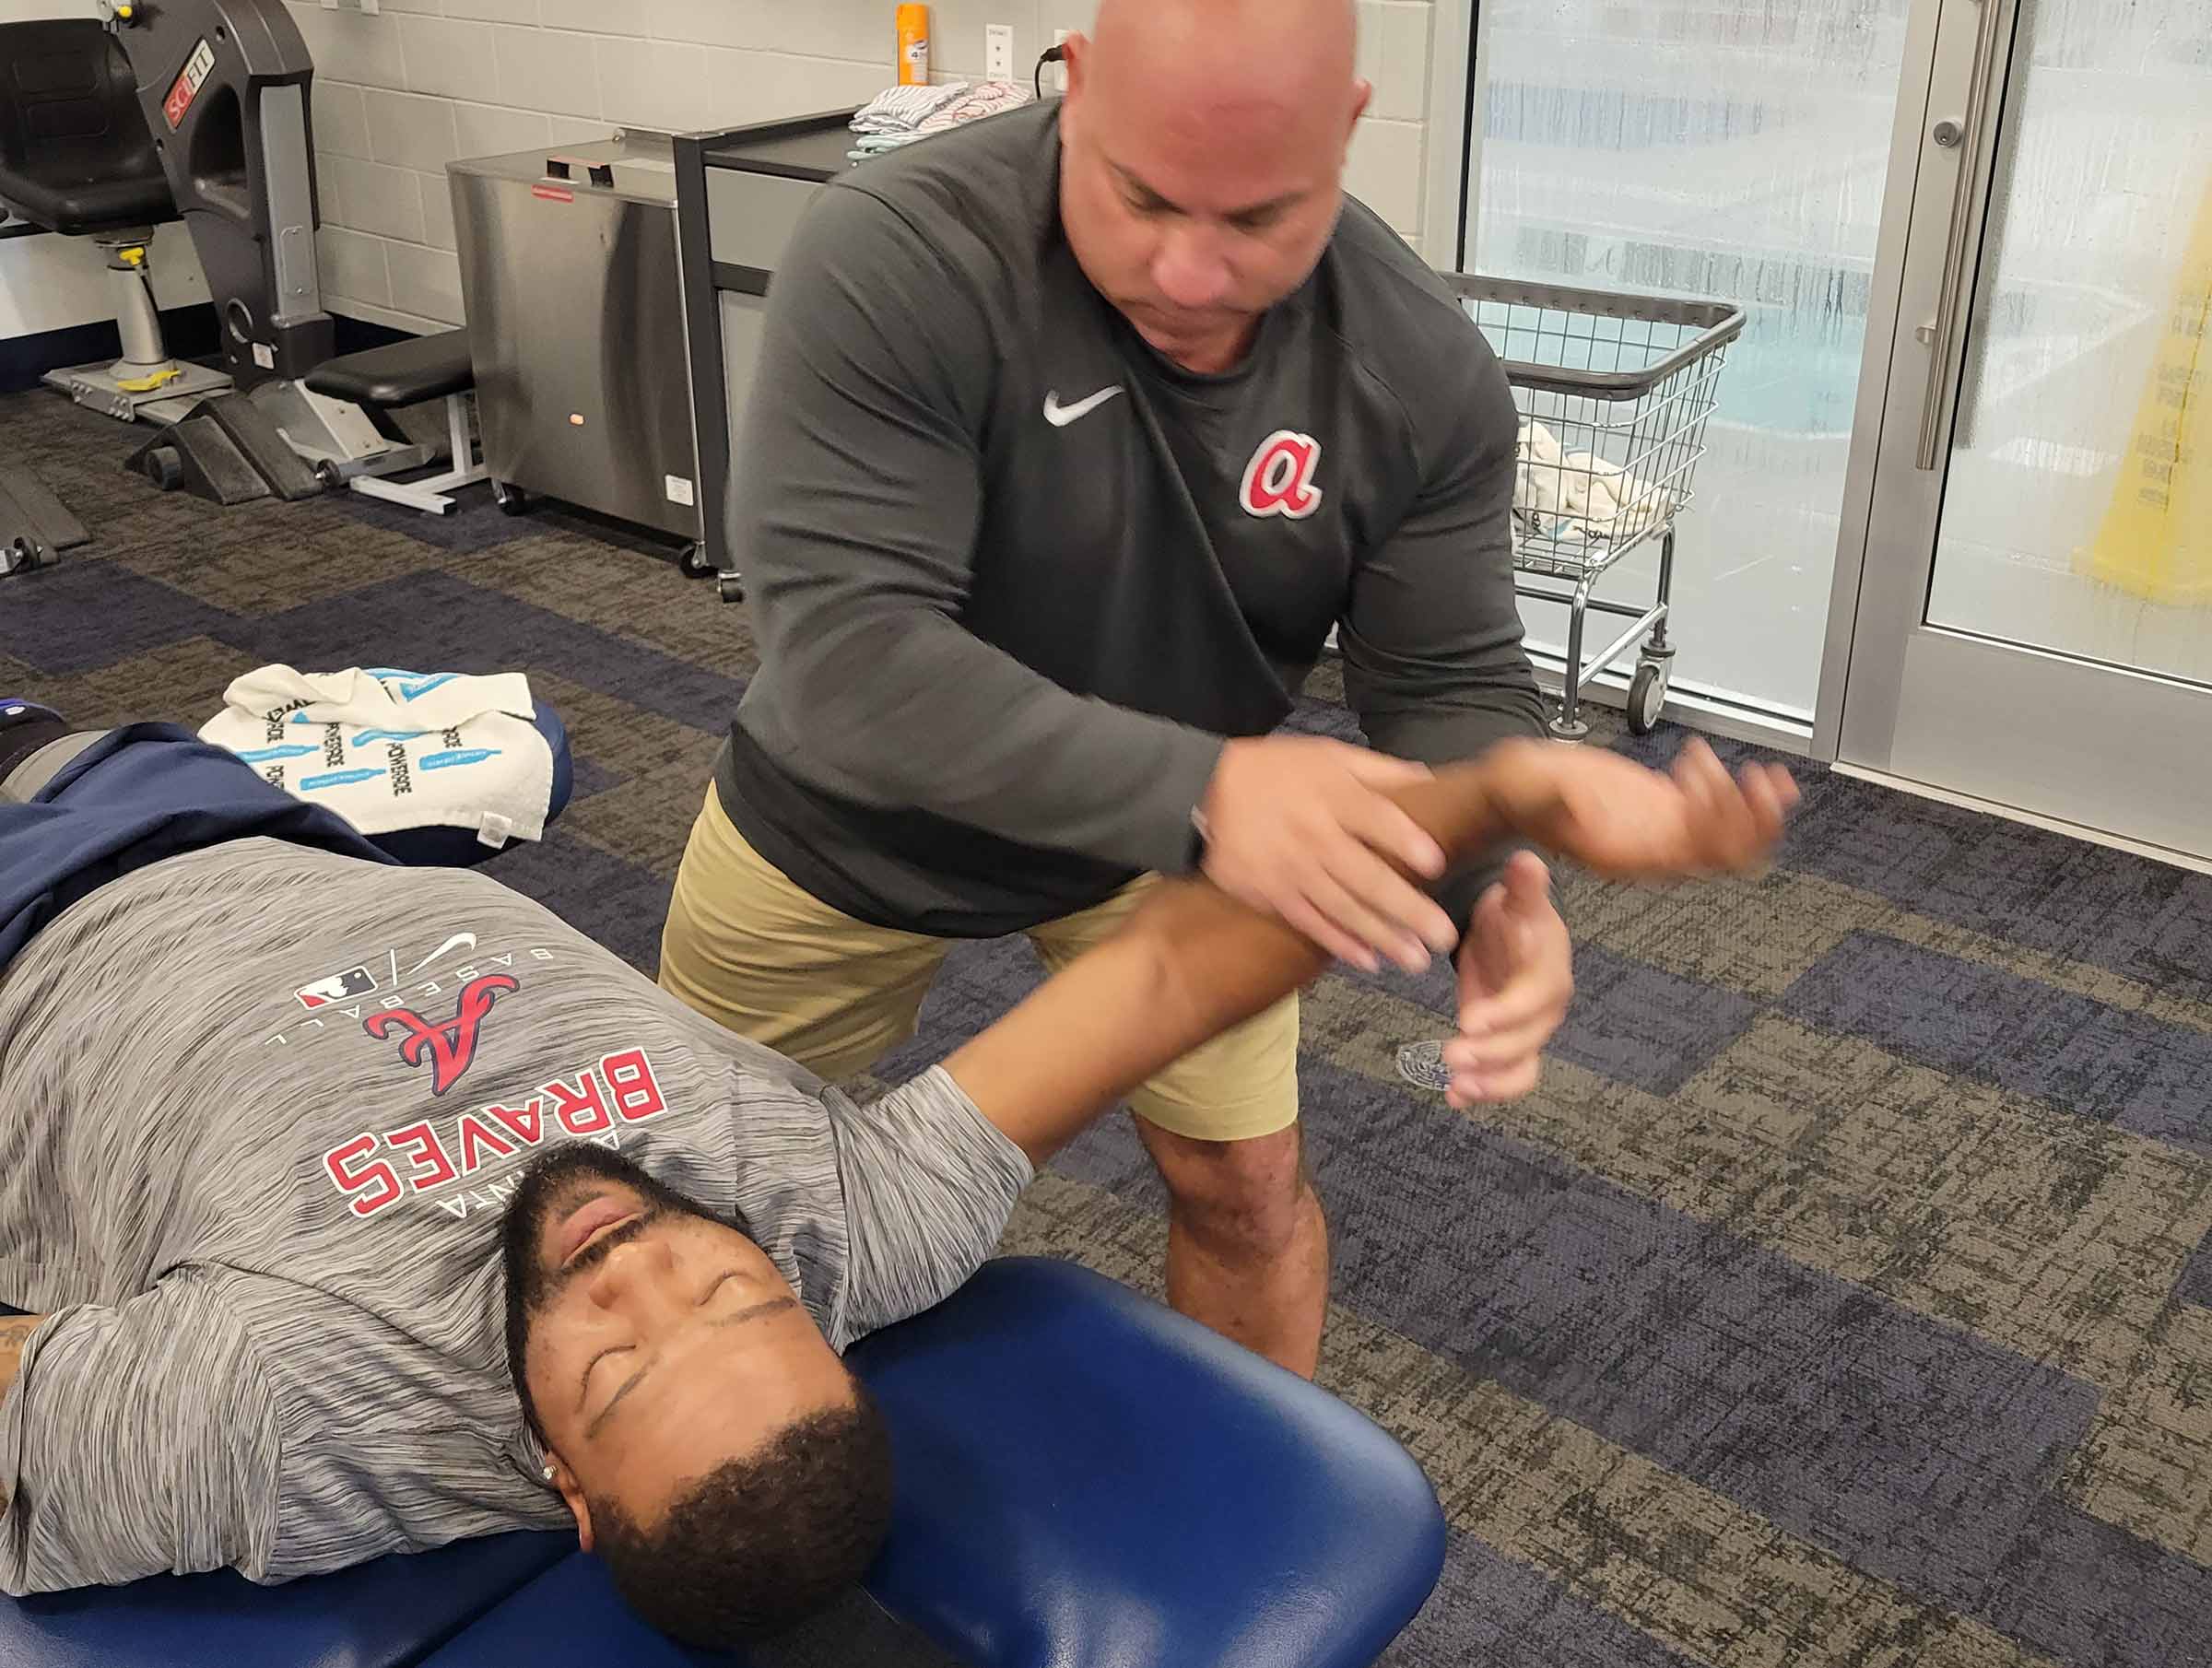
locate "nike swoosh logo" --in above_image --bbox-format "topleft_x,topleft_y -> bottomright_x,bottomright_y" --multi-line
1043,386 -> 1124,428
406,932 -> 477,976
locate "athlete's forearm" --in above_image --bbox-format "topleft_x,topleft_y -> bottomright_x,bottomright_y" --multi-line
947,757 -> 1524,1164
0,1312 -> 43,1392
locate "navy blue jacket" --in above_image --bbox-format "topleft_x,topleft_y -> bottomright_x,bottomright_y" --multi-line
0,725 -> 391,977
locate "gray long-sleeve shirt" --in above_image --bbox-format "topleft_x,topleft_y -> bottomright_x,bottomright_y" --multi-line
718,102 -> 1545,937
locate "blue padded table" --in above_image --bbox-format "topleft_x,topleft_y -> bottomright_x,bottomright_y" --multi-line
851,1258 -> 1445,1668
0,1262 -> 1443,1668
409,1551 -> 961,1667
0,1532 -> 563,1668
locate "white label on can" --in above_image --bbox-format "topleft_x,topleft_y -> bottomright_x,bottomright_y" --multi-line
253,342 -> 276,370
665,474 -> 696,507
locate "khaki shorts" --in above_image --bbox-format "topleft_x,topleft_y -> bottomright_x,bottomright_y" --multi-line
659,788 -> 1300,1142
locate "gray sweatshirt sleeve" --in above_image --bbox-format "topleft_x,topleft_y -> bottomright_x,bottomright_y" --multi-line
733,186 -> 1224,876
1338,324 -> 1550,931
830,1066 -> 1034,1345
0,1282 -> 278,1594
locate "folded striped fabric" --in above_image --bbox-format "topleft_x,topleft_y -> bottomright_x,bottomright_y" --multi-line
851,80 -> 972,135
847,80 -> 1035,159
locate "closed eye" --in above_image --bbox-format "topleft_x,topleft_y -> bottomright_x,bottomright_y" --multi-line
582,1295 -> 800,1439
576,1342 -> 632,1409
572,1272 -> 743,1409
700,1270 -> 741,1305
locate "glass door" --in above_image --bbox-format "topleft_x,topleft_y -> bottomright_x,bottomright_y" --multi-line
1832,0 -> 2212,857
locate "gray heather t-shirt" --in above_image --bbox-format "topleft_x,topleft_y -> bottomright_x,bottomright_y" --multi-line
0,841 -> 1030,1595
718,101 -> 1546,940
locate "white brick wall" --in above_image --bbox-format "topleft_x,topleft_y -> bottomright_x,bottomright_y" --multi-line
289,0 -> 1441,332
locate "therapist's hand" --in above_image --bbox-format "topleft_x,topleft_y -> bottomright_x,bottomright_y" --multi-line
1197,735 -> 1460,975
1441,853 -> 1571,1107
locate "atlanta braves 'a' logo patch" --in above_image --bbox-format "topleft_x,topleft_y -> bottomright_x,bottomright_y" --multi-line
365,973 -> 519,1096
1240,430 -> 1324,520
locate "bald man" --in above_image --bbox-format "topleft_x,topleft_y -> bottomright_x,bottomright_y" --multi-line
662,0 -> 1558,1376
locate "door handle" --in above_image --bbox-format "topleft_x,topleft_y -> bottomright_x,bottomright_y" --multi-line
1916,0 -> 2016,470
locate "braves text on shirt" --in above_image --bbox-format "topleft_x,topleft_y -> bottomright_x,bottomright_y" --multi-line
320,1043 -> 669,1221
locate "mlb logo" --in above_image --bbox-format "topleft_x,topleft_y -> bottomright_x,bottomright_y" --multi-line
296,967 -> 378,1010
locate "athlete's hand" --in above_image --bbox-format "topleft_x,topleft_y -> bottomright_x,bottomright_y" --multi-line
1494,737 -> 1799,881
1197,736 -> 1460,974
1443,852 -> 1572,1106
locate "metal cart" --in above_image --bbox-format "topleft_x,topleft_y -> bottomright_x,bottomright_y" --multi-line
1446,276 -> 1745,739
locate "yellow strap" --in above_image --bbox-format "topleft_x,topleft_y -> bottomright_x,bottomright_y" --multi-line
114,366 -> 184,394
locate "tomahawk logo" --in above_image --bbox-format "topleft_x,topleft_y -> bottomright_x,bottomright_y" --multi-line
365,973 -> 519,1097
1240,430 -> 1324,520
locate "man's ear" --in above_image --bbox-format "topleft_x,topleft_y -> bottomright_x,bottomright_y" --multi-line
548,1456 -> 594,1553
1060,32 -> 1089,108
1347,76 -> 1372,144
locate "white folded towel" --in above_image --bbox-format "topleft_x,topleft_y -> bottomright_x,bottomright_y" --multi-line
201,664 -> 554,850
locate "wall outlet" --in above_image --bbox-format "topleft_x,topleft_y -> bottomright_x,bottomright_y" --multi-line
985,22 -> 1015,82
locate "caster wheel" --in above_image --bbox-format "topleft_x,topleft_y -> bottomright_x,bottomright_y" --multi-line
716,571 -> 746,605
1628,660 -> 1669,735
2,535 -> 41,576
677,544 -> 712,580
492,481 -> 529,516
313,459 -> 343,489
145,444 -> 185,492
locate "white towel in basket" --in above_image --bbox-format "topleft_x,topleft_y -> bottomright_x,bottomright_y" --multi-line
1513,421 -> 1674,544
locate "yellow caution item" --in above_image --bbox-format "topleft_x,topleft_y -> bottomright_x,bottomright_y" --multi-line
2077,178 -> 2211,605
115,366 -> 183,394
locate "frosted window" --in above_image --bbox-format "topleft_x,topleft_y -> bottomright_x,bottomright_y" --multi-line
1466,0 -> 1916,720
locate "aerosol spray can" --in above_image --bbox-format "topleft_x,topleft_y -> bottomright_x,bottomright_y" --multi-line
896,4 -> 930,85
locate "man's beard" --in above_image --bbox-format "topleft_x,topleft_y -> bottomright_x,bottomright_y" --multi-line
499,1143 -> 737,1444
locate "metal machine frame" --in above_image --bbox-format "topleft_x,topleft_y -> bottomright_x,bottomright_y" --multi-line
672,110 -> 857,603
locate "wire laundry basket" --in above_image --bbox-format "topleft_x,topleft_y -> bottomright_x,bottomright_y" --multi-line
1445,275 -> 1745,738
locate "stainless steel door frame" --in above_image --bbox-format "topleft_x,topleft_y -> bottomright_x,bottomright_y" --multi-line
1818,0 -> 2013,759
1835,0 -> 2029,758
1813,0 -> 1948,760
1816,0 -> 2212,858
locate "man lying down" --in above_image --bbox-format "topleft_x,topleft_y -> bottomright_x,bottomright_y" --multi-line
0,702 -> 1794,1644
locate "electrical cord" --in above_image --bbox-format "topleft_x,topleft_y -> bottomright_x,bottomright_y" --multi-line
1033,44 -> 1065,100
